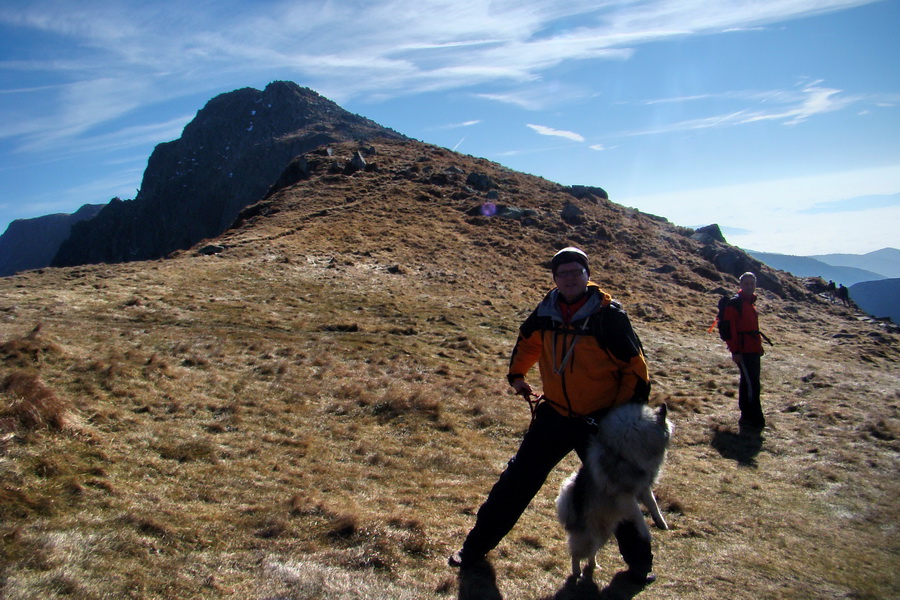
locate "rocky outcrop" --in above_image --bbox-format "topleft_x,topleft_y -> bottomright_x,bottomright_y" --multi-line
693,229 -> 790,298
265,155 -> 311,198
692,223 -> 727,245
0,204 -> 105,276
567,185 -> 608,201
52,81 -> 406,267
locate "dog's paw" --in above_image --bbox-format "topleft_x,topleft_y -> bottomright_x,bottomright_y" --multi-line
580,564 -> 596,580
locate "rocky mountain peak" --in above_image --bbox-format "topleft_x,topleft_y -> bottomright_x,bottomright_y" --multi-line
52,82 -> 406,268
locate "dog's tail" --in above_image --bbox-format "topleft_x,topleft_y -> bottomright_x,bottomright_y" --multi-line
556,468 -> 590,530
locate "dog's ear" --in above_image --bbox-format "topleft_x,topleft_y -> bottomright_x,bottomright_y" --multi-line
657,403 -> 668,423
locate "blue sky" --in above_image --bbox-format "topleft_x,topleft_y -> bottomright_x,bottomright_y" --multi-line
1,0 -> 898,256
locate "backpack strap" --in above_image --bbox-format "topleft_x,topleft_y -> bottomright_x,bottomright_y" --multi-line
586,302 -> 651,402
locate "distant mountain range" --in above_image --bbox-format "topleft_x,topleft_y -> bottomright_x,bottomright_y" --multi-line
748,248 -> 900,323
810,248 -> 900,279
0,204 -> 105,277
746,249 -> 898,286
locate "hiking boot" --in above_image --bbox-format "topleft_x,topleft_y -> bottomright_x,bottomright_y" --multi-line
626,566 -> 656,585
448,549 -> 483,568
739,418 -> 765,432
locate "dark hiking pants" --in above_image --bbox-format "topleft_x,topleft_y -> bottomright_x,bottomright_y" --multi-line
737,352 -> 764,427
460,401 -> 653,569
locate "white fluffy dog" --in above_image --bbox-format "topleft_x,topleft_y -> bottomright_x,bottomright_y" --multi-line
556,403 -> 672,579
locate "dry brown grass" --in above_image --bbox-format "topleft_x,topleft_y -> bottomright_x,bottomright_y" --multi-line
0,140 -> 897,599
0,371 -> 74,433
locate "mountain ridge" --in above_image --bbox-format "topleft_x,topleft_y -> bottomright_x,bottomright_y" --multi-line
810,247 -> 900,279
50,81 -> 407,268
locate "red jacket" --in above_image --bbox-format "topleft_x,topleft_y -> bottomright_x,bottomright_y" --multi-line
723,290 -> 764,354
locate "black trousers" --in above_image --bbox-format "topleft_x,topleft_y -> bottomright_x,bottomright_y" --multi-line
461,402 -> 653,569
737,353 -> 764,426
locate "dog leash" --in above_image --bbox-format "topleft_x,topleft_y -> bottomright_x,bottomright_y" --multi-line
521,392 -> 544,424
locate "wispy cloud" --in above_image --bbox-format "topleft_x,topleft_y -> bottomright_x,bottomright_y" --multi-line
439,120 -> 481,129
527,124 -> 585,142
800,193 -> 900,214
476,92 -> 543,110
740,82 -> 859,125
0,0 -> 877,157
616,82 -> 863,137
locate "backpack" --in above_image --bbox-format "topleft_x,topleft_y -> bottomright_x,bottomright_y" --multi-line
714,294 -> 742,341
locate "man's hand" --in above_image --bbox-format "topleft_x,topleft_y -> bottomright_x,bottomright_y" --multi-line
511,379 -> 533,398
731,352 -> 742,364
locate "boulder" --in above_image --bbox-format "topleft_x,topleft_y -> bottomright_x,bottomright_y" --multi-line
345,150 -> 367,174
692,224 -> 727,245
568,185 -> 609,201
466,172 -> 494,191
561,203 -> 584,225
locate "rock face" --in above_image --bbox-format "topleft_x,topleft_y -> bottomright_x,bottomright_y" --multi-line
52,81 -> 406,267
692,223 -> 727,245
0,204 -> 105,276
692,223 -> 787,298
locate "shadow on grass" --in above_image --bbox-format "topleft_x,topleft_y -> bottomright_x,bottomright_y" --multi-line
543,570 -> 652,599
710,425 -> 763,467
457,564 -> 651,600
458,560 -> 503,600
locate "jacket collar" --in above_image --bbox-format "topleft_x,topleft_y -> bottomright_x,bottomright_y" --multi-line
537,282 -> 612,323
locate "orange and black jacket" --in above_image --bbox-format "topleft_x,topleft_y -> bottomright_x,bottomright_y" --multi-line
723,291 -> 764,355
507,283 -> 650,418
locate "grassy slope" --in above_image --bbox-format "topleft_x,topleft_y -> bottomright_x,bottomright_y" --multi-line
1,140 -> 897,599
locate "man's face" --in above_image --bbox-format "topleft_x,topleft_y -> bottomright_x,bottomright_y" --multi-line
554,261 -> 589,300
740,276 -> 757,295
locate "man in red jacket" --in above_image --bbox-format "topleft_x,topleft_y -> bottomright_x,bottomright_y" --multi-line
723,272 -> 766,430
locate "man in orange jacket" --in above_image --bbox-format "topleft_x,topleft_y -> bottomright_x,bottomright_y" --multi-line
449,247 -> 655,583
722,272 -> 766,430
